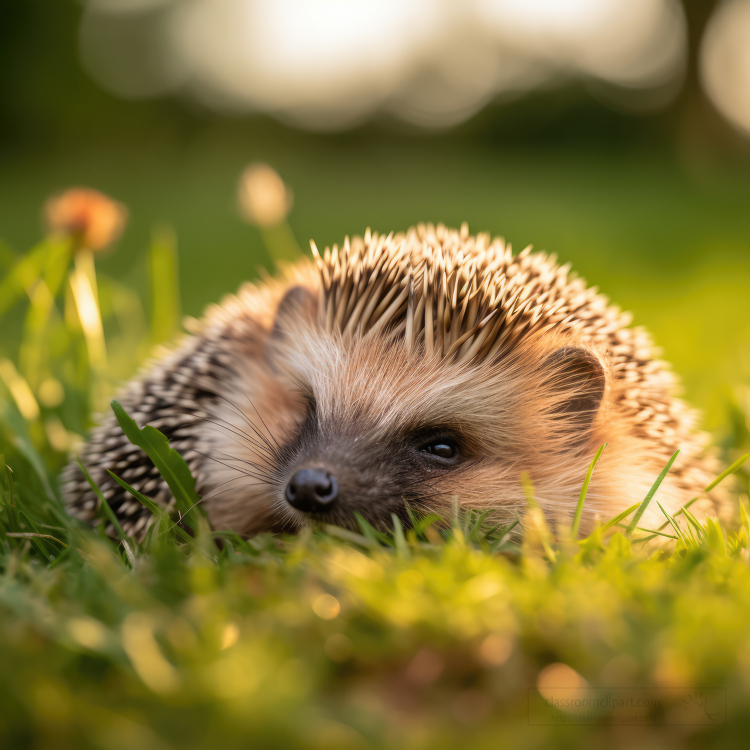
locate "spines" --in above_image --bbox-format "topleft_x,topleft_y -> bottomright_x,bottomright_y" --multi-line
309,223 -> 716,482
311,224 -> 586,365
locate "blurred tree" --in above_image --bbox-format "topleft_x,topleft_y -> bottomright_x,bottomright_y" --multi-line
0,0 -> 191,154
0,1 -> 748,155
674,0 -> 745,152
0,0 -> 80,148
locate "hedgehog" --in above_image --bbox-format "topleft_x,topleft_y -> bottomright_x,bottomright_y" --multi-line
62,223 -> 726,539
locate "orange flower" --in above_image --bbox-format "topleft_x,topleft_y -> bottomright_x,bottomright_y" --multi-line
45,187 -> 128,251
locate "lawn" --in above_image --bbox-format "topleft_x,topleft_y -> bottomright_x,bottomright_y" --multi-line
1,166 -> 750,749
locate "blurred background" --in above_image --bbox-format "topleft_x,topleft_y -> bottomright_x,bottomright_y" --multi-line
1,0 -> 749,435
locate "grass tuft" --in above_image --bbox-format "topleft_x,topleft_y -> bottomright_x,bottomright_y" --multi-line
0,206 -> 749,749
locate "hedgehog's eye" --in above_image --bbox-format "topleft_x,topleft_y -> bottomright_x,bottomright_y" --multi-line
420,438 -> 459,463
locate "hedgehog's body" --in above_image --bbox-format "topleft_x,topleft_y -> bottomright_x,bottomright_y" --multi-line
62,224 -> 724,538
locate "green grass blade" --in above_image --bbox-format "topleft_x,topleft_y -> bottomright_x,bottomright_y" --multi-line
0,399 -> 57,503
520,473 -> 556,562
107,470 -> 165,520
614,523 -> 678,540
467,509 -> 492,542
740,496 -> 750,535
599,502 -> 642,535
355,512 -> 393,547
404,505 -> 419,530
5,532 -> 67,548
479,522 -> 502,539
656,500 -> 684,542
489,519 -> 520,551
46,546 -> 73,570
2,462 -> 20,531
0,241 -> 50,318
625,450 -> 679,538
412,513 -> 444,537
111,400 -> 202,527
76,457 -> 127,541
450,496 -> 461,529
705,453 -> 750,492
321,524 -> 377,549
705,517 -> 727,554
105,470 -> 190,544
354,512 -> 379,543
391,513 -> 409,557
657,496 -> 698,531
681,507 -> 707,540
571,443 -> 606,538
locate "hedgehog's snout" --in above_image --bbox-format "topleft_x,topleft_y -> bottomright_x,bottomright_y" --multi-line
284,468 -> 339,513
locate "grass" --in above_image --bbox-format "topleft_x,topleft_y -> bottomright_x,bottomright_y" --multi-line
1,198 -> 750,749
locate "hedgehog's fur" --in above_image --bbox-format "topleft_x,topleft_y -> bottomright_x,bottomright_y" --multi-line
62,223 -> 726,539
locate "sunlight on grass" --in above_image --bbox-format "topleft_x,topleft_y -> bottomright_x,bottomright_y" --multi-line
0,187 -> 749,748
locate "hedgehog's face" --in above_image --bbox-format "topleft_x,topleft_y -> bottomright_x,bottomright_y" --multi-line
278,410 -> 465,529
261,286 -> 608,533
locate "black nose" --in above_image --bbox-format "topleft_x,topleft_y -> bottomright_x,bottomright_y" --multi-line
285,469 -> 338,512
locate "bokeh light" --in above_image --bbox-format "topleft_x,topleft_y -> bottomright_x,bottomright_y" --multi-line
79,0 -> 689,129
700,0 -> 750,137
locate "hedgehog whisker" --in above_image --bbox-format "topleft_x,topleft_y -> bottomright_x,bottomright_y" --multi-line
213,391 -> 284,460
192,450 -> 277,484
206,442 -> 280,471
402,489 -> 443,503
268,492 -> 308,530
169,409 -> 278,462
192,450 -> 278,487
237,390 -> 285,455
202,419 -> 278,462
198,480 -> 270,507
167,476 -> 274,531
202,472 -> 273,500
208,448 -> 283,480
188,381 -> 281,457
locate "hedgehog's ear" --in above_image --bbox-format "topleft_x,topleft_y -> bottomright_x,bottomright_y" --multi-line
267,285 -> 318,373
544,346 -> 606,432
270,285 -> 317,340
